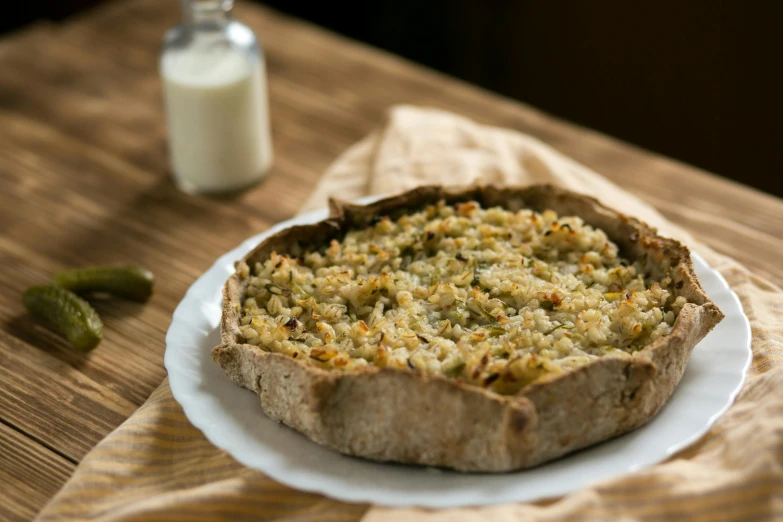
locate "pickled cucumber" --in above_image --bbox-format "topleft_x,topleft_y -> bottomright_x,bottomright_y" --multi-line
23,286 -> 103,351
52,265 -> 155,302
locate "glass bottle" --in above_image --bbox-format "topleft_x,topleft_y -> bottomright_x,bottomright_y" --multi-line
161,0 -> 273,194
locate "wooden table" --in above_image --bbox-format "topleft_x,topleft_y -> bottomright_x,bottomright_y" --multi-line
1,1 -> 782,520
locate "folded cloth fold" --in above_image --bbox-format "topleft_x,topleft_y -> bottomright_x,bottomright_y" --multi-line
38,106 -> 783,522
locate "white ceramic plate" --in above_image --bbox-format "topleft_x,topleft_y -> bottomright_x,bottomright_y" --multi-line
165,201 -> 751,508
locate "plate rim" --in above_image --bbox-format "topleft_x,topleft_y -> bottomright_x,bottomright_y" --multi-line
165,201 -> 752,508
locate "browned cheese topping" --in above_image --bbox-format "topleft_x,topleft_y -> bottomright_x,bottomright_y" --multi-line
238,201 -> 686,394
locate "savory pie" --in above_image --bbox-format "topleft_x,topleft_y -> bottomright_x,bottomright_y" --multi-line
213,185 -> 723,472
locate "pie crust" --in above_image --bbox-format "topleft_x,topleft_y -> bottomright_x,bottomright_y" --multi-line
213,184 -> 724,472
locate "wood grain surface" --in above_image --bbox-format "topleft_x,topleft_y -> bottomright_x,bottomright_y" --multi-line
1,0 -> 781,519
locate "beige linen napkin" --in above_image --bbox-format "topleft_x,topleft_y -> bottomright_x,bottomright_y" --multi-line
39,106 -> 783,522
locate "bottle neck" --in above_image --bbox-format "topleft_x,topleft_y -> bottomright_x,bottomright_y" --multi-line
182,0 -> 233,27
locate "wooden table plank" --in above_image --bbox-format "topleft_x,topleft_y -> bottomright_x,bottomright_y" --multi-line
0,0 -> 782,518
0,329 -> 138,461
0,421 -> 76,522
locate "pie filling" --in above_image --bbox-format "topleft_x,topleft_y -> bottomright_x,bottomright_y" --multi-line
237,200 -> 686,395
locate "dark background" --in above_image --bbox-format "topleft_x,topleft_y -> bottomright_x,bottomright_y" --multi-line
4,1 -> 781,197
